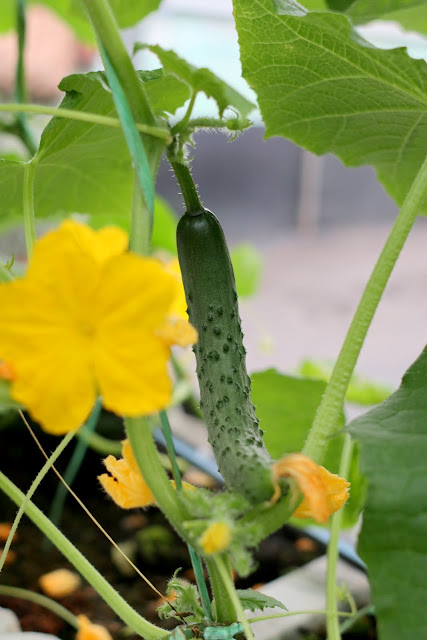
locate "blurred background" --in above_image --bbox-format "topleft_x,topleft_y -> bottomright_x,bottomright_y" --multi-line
1,0 -> 427,389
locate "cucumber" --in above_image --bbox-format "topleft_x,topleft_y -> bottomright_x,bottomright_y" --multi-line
177,209 -> 275,504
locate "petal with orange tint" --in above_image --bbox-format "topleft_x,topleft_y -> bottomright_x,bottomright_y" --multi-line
76,614 -> 113,640
99,440 -> 155,509
273,453 -> 350,524
0,362 -> 14,381
156,316 -> 198,348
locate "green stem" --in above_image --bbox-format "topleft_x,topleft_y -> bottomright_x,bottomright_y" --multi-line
240,494 -> 294,545
215,556 -> 253,640
339,605 -> 375,634
325,434 -> 353,640
0,430 -> 75,575
129,171 -> 152,255
206,557 -> 238,624
76,428 -> 122,456
0,585 -> 79,629
47,401 -> 102,538
0,471 -> 166,640
23,159 -> 36,258
80,0 -> 155,126
159,409 -> 212,621
304,154 -> 427,464
249,610 -> 353,624
167,153 -> 204,214
172,92 -> 197,134
14,0 -> 37,156
125,416 -> 190,541
0,104 -> 171,141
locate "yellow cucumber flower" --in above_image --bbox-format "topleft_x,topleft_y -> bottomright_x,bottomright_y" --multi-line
199,522 -> 232,555
272,453 -> 350,524
0,221 -> 197,434
76,615 -> 113,640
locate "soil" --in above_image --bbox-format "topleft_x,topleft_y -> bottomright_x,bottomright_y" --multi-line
0,415 -> 326,639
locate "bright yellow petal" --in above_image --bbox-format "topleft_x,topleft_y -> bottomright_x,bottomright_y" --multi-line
76,615 -> 113,640
273,453 -> 350,524
156,316 -> 198,348
99,440 -> 155,509
199,522 -> 232,555
164,258 -> 189,320
32,220 -> 128,269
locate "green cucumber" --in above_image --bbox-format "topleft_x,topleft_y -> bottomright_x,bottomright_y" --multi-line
177,209 -> 274,504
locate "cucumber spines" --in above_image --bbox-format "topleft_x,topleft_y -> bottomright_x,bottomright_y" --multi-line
177,209 -> 274,504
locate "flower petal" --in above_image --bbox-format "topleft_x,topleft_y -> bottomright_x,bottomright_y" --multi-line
76,615 -> 113,640
273,453 -> 350,524
156,316 -> 198,348
199,522 -> 232,555
99,440 -> 155,509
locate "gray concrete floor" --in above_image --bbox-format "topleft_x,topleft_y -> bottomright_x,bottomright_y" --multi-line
239,218 -> 427,391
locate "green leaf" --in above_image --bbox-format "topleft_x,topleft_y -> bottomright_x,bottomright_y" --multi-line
231,244 -> 262,298
251,369 -> 365,526
0,72 -> 170,223
236,589 -> 288,612
233,0 -> 427,212
135,44 -> 256,119
343,0 -> 427,35
151,197 -> 178,254
348,346 -> 427,640
298,359 -> 392,405
0,0 -> 164,42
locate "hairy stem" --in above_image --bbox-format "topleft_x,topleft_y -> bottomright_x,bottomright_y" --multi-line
0,585 -> 78,629
0,104 -> 171,141
0,471 -> 166,639
167,153 -> 204,214
325,434 -> 353,640
206,557 -> 238,623
304,154 -> 427,463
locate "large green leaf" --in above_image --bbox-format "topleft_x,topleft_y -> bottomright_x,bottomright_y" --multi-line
135,45 -> 256,119
0,71 -> 186,222
231,244 -> 262,298
342,0 -> 427,35
349,347 -> 427,639
0,0 -> 163,42
251,369 -> 365,526
233,0 -> 427,211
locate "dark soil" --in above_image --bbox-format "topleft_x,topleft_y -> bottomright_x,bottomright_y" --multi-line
0,415 -> 323,639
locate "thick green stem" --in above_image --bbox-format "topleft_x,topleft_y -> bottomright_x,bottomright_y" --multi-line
23,160 -> 36,258
0,430 -> 75,574
215,556 -> 253,640
0,585 -> 78,629
81,0 -> 154,126
0,471 -> 166,639
304,154 -> 427,464
240,494 -> 294,544
168,154 -> 204,214
206,557 -> 238,623
125,417 -> 190,542
0,104 -> 171,141
325,434 -> 353,640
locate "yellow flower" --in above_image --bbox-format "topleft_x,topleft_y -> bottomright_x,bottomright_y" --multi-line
0,221 -> 197,434
76,615 -> 113,640
199,522 -> 232,555
99,439 -> 156,509
272,453 -> 350,524
157,258 -> 198,347
0,361 -> 14,381
99,440 -> 196,509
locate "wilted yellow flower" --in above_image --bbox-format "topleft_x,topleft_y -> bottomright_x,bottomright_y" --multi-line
99,439 -> 156,509
39,568 -> 81,598
199,522 -> 232,555
272,453 -> 350,524
100,440 -> 196,509
0,221 -> 197,434
76,615 -> 113,640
